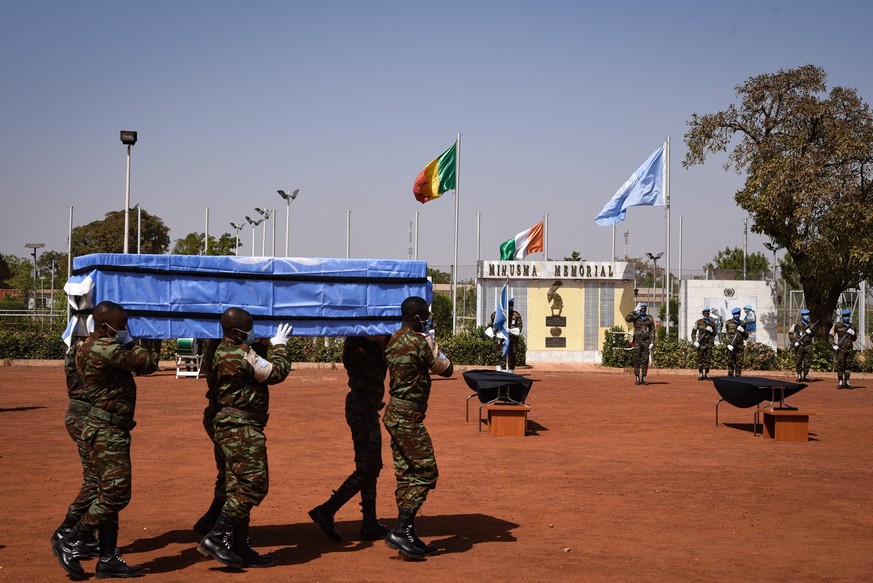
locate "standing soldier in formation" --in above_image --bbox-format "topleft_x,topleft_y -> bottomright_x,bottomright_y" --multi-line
831,309 -> 857,389
51,333 -> 99,560
691,308 -> 719,380
309,335 -> 391,542
625,302 -> 655,385
383,296 -> 453,561
486,299 -> 524,372
53,301 -> 158,579
788,309 -> 816,382
197,308 -> 293,569
722,307 -> 749,377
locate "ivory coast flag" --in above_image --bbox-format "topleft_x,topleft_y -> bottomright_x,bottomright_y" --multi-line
413,144 -> 456,203
499,220 -> 544,260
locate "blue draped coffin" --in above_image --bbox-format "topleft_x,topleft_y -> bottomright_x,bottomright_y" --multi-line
63,254 -> 431,340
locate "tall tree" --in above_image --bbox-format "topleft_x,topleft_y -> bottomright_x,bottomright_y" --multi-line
172,232 -> 238,255
71,210 -> 170,256
684,65 -> 873,332
704,247 -> 770,280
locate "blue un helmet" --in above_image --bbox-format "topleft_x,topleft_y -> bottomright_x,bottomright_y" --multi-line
731,307 -> 741,321
841,309 -> 852,322
800,308 -> 810,322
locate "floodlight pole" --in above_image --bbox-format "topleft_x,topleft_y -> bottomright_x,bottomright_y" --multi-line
120,131 -> 137,253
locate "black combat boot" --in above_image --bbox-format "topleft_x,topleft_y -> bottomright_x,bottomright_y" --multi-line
53,522 -> 90,578
95,529 -> 144,578
51,516 -> 78,555
407,517 -> 437,556
359,498 -> 390,541
796,372 -> 803,382
641,374 -> 648,385
385,508 -> 425,560
837,374 -> 844,389
802,371 -> 810,382
704,369 -> 711,380
634,371 -> 641,385
844,373 -> 853,389
193,495 -> 225,536
232,523 -> 276,568
697,368 -> 704,381
197,513 -> 243,568
309,483 -> 357,541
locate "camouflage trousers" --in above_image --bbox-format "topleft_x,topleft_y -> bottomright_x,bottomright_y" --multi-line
631,340 -> 651,375
215,419 -> 268,525
333,391 -> 384,502
727,346 -> 745,375
79,421 -> 132,532
203,404 -> 227,502
834,349 -> 854,374
383,404 -> 438,513
64,402 -> 99,520
495,339 -> 518,370
794,345 -> 812,374
696,343 -> 714,371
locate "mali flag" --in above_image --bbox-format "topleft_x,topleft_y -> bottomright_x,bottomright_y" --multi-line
413,144 -> 456,203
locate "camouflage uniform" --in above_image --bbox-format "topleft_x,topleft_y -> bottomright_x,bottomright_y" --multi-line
212,338 -> 291,525
831,317 -> 857,388
788,319 -> 815,381
722,317 -> 749,377
384,328 -> 440,512
62,338 -> 99,523
488,310 -> 524,371
76,335 -> 157,533
690,314 -> 719,379
625,310 -> 655,383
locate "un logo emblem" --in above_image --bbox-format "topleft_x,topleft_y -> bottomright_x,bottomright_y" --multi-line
724,288 -> 735,298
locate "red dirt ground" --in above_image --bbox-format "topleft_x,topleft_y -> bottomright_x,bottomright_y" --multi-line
1,361 -> 872,582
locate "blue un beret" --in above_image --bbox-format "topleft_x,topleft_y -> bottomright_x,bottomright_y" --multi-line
841,309 -> 852,316
731,307 -> 741,315
800,309 -> 810,315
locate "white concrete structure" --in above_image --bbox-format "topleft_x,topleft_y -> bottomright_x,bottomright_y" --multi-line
678,279 -> 778,348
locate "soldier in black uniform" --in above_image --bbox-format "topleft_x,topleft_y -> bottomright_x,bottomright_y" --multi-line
309,335 -> 392,542
625,302 -> 655,385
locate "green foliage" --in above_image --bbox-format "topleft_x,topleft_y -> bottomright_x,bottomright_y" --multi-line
284,337 -> 344,363
431,294 -> 453,340
601,326 -> 633,368
0,330 -> 66,359
172,232 -> 238,255
427,267 -> 451,284
651,337 -> 697,369
441,329 -> 527,366
684,65 -> 873,328
72,209 -> 170,256
704,247 -> 770,279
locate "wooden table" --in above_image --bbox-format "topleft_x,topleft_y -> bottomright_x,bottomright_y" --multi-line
755,407 -> 815,442
480,403 -> 531,437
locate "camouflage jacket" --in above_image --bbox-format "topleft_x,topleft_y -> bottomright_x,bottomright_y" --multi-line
788,320 -> 815,347
76,334 -> 158,417
488,311 -> 524,334
830,321 -> 857,350
722,319 -> 750,347
625,311 -> 655,343
386,327 -> 437,405
690,318 -> 719,346
343,336 -> 387,400
213,338 -> 291,417
65,338 -> 87,401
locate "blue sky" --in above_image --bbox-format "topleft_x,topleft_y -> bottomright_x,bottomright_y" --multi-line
2,1 -> 872,275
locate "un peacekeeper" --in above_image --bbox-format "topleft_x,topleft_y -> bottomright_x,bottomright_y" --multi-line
193,339 -> 226,537
830,309 -> 857,389
197,308 -> 292,569
690,308 -> 719,381
50,333 -> 99,560
383,296 -> 453,561
309,335 -> 391,542
788,309 -> 815,382
625,302 -> 655,385
486,299 -> 524,372
53,301 -> 158,579
722,307 -> 749,377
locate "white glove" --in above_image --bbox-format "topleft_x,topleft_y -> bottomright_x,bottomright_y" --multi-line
705,326 -> 713,333
496,330 -> 507,341
833,344 -> 839,351
509,327 -> 521,336
794,341 -> 800,347
736,325 -> 744,332
428,329 -> 436,340
805,328 -> 813,335
693,341 -> 700,348
847,328 -> 855,336
484,327 -> 495,339
727,344 -> 734,352
648,343 -> 654,350
270,323 -> 293,346
635,302 -> 643,312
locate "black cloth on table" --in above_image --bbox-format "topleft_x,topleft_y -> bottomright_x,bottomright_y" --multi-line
710,376 -> 806,408
462,369 -> 533,404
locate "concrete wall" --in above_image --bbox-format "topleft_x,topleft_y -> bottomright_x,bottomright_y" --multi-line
678,279 -> 778,348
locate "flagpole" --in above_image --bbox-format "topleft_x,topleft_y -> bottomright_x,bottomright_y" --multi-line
664,136 -> 671,334
612,225 -> 616,260
543,214 -> 549,260
452,132 -> 461,334
476,212 -> 481,262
